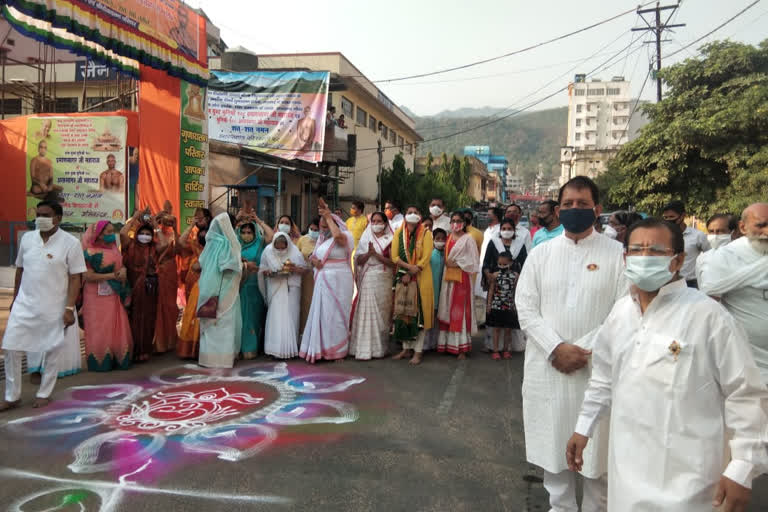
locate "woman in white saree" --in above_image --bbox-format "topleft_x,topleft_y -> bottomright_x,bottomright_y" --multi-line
349,212 -> 395,360
437,212 -> 480,359
299,199 -> 354,363
259,232 -> 306,359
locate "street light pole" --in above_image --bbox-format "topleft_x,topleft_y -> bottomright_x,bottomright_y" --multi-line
377,139 -> 383,211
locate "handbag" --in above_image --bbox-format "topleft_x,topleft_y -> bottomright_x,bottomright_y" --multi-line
196,276 -> 224,319
393,280 -> 419,318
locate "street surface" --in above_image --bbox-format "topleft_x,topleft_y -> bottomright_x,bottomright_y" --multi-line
0,289 -> 765,512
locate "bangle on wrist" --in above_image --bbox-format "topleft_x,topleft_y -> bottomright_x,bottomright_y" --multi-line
65,306 -> 75,311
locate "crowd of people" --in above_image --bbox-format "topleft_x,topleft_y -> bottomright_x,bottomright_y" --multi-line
2,175 -> 768,511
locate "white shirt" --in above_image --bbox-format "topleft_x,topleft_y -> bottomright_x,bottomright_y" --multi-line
516,224 -> 532,254
3,229 -> 86,352
389,213 -> 404,232
516,230 -> 627,477
681,225 -> 709,281
698,236 -> 768,383
431,214 -> 451,233
575,279 -> 768,510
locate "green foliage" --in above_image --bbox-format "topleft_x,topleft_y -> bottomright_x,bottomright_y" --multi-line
381,153 -> 473,213
415,107 -> 567,186
605,39 -> 768,217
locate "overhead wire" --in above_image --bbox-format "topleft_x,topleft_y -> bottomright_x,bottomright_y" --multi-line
665,0 -> 762,60
369,0 -> 658,83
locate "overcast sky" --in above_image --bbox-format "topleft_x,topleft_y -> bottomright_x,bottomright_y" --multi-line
186,0 -> 768,117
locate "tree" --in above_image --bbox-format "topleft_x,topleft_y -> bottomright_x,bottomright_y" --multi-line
606,39 -> 768,216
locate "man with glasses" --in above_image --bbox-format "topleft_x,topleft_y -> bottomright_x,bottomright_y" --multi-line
567,217 -> 767,511
517,176 -> 627,512
661,200 -> 709,287
699,202 -> 768,385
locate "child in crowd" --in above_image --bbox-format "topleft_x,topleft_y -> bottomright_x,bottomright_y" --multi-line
424,228 -> 446,350
486,251 -> 521,360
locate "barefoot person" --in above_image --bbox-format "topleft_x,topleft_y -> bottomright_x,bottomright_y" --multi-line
516,176 -> 627,512
567,217 -> 768,511
296,105 -> 317,152
391,206 -> 434,365
1,201 -> 86,411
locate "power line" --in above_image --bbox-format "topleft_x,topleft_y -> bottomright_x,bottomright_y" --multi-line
623,65 -> 653,137
370,1 -> 658,83
631,3 -> 685,101
665,0 -> 762,60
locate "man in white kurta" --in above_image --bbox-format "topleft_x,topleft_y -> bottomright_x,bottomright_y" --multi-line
516,177 -> 627,512
568,218 -> 768,511
698,202 -> 768,384
1,202 -> 86,410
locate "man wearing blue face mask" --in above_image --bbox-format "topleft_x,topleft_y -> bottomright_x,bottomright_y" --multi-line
567,217 -> 768,512
516,176 -> 627,512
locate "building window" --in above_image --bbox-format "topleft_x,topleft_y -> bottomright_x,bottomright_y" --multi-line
574,89 -> 585,96
84,97 -> 120,112
53,97 -> 79,113
575,133 -> 581,141
607,87 -> 621,95
381,125 -> 388,139
406,143 -> 412,154
0,98 -> 22,115
587,104 -> 592,112
341,96 -> 354,118
369,115 -> 377,132
575,119 -> 582,127
356,106 -> 367,126
587,88 -> 605,96
390,130 -> 396,145
576,104 -> 583,113
398,135 -> 404,148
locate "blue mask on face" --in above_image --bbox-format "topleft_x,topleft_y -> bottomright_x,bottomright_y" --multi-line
308,230 -> 319,240
559,208 -> 596,234
102,233 -> 116,244
624,255 -> 675,292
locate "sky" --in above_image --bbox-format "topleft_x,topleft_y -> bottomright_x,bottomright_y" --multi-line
186,0 -> 768,117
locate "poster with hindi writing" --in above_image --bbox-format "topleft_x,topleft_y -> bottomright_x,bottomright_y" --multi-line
26,116 -> 128,224
208,71 -> 330,163
179,81 -> 209,227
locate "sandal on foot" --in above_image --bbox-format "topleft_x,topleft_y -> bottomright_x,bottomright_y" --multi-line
491,352 -> 501,360
502,351 -> 512,359
0,400 -> 21,412
32,397 -> 51,408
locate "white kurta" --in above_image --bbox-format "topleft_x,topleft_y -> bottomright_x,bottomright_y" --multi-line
516,224 -> 532,254
516,230 -> 627,477
431,214 -> 451,233
698,236 -> 768,383
3,229 -> 86,353
575,280 -> 768,510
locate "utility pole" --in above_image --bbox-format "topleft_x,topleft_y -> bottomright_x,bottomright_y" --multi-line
632,2 -> 685,102
376,139 -> 383,211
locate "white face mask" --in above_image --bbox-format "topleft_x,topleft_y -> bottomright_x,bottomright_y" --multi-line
429,205 -> 443,217
278,224 -> 291,234
405,213 -> 421,224
371,224 -> 386,233
500,230 -> 515,240
137,234 -> 153,244
35,216 -> 54,232
434,241 -> 445,250
275,248 -> 288,256
707,233 -> 732,249
308,229 -> 319,240
603,225 -> 618,240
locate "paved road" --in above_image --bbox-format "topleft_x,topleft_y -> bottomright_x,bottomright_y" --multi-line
0,331 -> 765,511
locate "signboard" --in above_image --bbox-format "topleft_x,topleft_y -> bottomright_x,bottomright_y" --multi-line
76,0 -> 205,63
179,81 -> 209,227
75,60 -> 119,81
208,71 -> 330,163
26,116 -> 127,224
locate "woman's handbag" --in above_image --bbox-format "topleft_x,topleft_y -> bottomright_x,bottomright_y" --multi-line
393,280 -> 419,318
196,276 -> 223,319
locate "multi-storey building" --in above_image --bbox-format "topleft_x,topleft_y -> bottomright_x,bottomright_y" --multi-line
463,145 -> 508,203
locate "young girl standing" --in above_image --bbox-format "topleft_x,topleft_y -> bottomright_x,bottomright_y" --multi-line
486,251 -> 521,360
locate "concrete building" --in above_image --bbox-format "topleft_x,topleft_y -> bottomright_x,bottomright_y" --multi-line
463,145 -> 508,202
413,155 -> 492,202
506,171 -> 524,195
248,52 -> 423,213
559,74 -> 648,184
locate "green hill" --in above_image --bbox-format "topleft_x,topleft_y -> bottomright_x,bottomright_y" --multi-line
410,106 -> 567,187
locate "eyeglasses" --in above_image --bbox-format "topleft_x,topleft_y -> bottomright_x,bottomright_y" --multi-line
626,245 -> 675,256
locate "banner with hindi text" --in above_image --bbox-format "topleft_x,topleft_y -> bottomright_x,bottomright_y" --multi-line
179,81 -> 209,227
25,116 -> 127,223
208,71 -> 330,163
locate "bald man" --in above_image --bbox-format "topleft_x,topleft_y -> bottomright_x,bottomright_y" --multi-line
699,202 -> 768,384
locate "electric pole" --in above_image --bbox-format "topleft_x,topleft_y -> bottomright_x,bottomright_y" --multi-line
376,139 -> 383,211
632,2 -> 685,102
